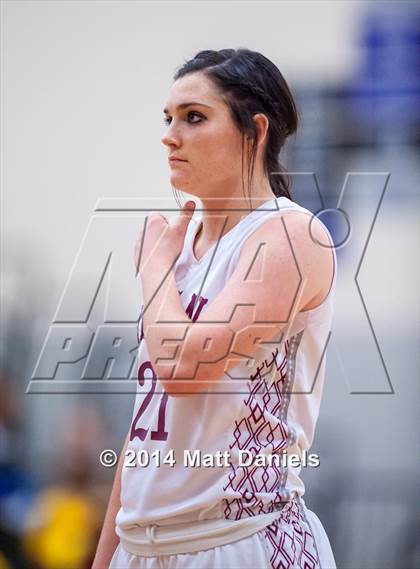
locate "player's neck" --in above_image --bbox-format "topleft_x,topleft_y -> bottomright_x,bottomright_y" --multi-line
194,183 -> 275,254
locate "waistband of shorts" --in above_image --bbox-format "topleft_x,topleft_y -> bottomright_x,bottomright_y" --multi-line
115,506 -> 286,556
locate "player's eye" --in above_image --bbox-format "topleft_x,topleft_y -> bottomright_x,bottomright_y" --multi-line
186,111 -> 204,124
163,111 -> 205,126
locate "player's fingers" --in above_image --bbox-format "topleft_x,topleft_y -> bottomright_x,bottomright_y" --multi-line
176,200 -> 196,231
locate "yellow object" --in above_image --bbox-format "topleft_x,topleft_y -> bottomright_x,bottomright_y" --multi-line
0,552 -> 11,569
23,487 -> 99,569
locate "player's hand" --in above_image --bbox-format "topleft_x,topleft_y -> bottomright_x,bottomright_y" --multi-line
133,200 -> 196,277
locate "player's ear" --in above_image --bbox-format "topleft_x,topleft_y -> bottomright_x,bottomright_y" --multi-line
252,113 -> 269,147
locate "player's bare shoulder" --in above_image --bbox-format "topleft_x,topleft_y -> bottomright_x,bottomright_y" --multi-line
237,209 -> 335,312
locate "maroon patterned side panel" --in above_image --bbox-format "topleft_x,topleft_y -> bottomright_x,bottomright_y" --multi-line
223,333 -> 304,520
261,498 -> 320,569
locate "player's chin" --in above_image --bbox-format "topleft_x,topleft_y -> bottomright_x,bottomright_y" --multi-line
169,172 -> 193,189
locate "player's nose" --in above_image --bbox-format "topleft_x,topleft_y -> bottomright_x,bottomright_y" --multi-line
161,124 -> 181,148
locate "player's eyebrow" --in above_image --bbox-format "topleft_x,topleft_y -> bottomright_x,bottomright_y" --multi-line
163,102 -> 213,114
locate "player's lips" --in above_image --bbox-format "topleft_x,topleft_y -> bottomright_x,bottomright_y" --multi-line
169,156 -> 188,163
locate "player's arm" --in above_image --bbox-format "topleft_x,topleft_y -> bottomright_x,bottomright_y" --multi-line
91,430 -> 130,569
152,211 -> 334,396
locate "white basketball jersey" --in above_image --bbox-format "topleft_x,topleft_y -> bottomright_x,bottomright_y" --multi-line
116,196 -> 337,531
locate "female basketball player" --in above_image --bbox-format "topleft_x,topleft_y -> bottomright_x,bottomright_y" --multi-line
93,48 -> 337,568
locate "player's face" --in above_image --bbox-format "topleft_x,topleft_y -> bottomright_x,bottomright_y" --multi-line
161,72 -> 246,198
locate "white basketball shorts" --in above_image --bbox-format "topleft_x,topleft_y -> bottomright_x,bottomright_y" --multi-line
109,498 -> 337,569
